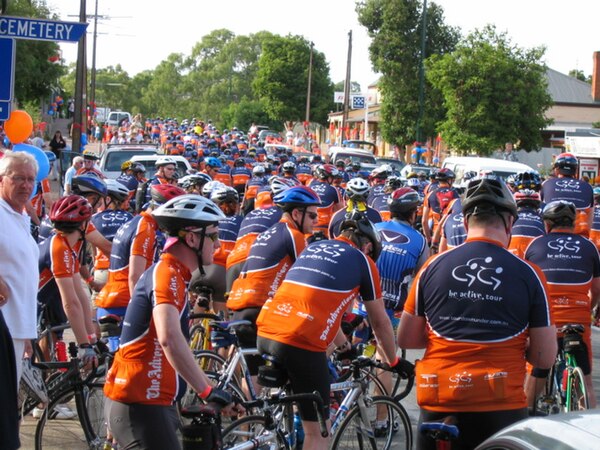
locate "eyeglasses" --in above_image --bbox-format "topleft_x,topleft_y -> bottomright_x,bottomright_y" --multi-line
5,175 -> 36,185
206,232 -> 219,242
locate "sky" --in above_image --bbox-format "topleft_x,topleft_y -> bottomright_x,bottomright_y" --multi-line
46,0 -> 599,93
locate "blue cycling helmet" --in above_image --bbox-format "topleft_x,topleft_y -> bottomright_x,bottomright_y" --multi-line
205,156 -> 222,168
71,174 -> 108,197
273,186 -> 320,212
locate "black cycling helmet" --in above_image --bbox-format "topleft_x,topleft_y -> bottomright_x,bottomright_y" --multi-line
71,174 -> 108,197
339,213 -> 382,262
210,186 -> 239,205
514,171 -> 541,191
384,176 -> 403,193
152,194 -> 226,235
435,168 -> 455,182
542,200 -> 576,225
553,153 -> 578,176
388,187 -> 420,214
462,176 -> 518,220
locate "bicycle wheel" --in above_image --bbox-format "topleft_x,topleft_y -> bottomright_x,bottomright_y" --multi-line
189,323 -> 208,352
222,415 -> 290,450
194,349 -> 226,373
35,387 -> 101,450
567,366 -> 589,411
85,382 -> 108,442
535,363 -> 562,415
331,396 -> 412,450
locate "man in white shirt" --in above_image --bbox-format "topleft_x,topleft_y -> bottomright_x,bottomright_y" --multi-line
63,156 -> 84,194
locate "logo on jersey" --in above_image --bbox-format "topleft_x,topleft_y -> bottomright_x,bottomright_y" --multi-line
555,179 -> 581,189
451,257 -> 503,291
379,229 -> 409,244
305,243 -> 346,259
547,236 -> 581,253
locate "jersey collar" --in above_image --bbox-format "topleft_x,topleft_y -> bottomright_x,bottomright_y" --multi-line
160,252 -> 192,281
465,236 -> 506,247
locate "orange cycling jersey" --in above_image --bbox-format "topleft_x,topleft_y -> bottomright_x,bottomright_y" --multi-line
31,179 -> 51,218
104,253 -> 191,405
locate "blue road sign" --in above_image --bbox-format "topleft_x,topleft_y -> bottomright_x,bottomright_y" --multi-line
0,101 -> 11,121
0,16 -> 87,42
0,37 -> 15,102
351,95 -> 366,109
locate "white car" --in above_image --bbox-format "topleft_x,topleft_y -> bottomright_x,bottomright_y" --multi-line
98,144 -> 159,179
129,154 -> 191,180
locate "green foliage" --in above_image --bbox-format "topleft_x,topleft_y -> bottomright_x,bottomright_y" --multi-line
7,0 -> 66,105
253,34 -> 334,124
356,0 -> 459,146
568,69 -> 591,83
221,97 -> 279,131
426,25 -> 553,155
333,80 -> 362,93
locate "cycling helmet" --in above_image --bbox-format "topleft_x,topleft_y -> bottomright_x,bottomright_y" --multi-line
106,179 -> 130,203
388,187 -> 420,214
553,153 -> 578,176
514,171 -> 541,191
335,160 -> 346,168
594,186 -> 600,198
270,176 -> 299,196
201,180 -> 225,198
505,174 -> 516,188
121,160 -> 133,171
384,176 -> 403,192
252,165 -> 266,176
435,168 -> 456,181
346,178 -> 371,201
351,162 -> 361,172
310,155 -> 322,164
406,178 -> 421,190
155,156 -> 177,167
462,171 -> 477,182
50,195 -> 92,224
370,164 -> 392,179
179,173 -> 212,190
339,213 -> 382,262
273,186 -> 320,211
205,156 -> 222,168
282,161 -> 296,172
131,162 -> 146,174
234,158 -> 246,167
542,200 -> 576,224
462,176 -> 518,219
82,149 -> 99,160
514,189 -> 541,208
71,174 -> 108,197
417,171 -> 427,179
210,186 -> 239,204
314,164 -> 338,179
406,172 -> 418,180
150,184 -> 185,205
152,194 -> 226,234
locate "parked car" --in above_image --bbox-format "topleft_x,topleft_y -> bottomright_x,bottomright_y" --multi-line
257,130 -> 282,145
98,144 -> 159,179
376,156 -> 405,175
328,148 -> 377,172
129,154 -> 191,180
476,410 -> 600,450
264,143 -> 294,156
399,164 -> 437,182
442,156 -> 536,186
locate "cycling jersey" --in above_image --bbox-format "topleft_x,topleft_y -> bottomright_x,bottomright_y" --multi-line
228,216 -> 306,311
369,192 -> 391,220
256,236 -> 381,352
308,180 -> 342,236
405,237 -> 551,412
104,253 -> 190,406
213,166 -> 232,186
231,166 -> 252,189
375,220 -> 427,311
328,206 -> 382,239
212,214 -> 243,267
425,186 -> 459,228
367,184 -> 386,208
30,179 -> 51,218
296,164 -> 313,185
589,205 -> 600,250
95,212 -> 162,309
91,209 -> 133,270
507,207 -> 545,258
442,212 -> 467,249
226,207 -> 283,270
541,177 -> 593,237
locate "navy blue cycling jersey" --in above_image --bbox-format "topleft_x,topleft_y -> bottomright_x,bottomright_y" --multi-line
375,220 -> 427,311
116,173 -> 139,193
91,209 -> 134,242
231,166 -> 252,178
512,208 -> 545,238
295,164 -> 312,176
442,212 -> 467,248
367,184 -> 386,208
308,180 -> 342,208
328,206 -> 382,239
593,205 -> 600,231
541,177 -> 593,209
369,192 -> 390,214
237,206 -> 283,239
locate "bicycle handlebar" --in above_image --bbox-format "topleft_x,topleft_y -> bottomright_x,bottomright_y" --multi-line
188,312 -> 221,321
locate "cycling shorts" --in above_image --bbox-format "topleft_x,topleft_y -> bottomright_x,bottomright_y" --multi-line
225,261 -> 244,293
417,407 -> 528,450
105,398 -> 180,450
202,264 -> 227,303
257,337 -> 330,422
231,307 -> 262,376
531,336 -> 591,377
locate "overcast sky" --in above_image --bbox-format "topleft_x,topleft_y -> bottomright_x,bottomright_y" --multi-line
47,0 -> 599,92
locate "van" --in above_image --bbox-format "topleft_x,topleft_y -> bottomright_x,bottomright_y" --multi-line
106,111 -> 132,127
442,156 -> 536,185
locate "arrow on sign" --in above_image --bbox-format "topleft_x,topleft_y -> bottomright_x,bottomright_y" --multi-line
0,15 -> 88,42
0,100 -> 11,121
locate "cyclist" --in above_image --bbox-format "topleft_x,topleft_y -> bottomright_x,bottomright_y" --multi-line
116,161 -> 146,210
178,172 -> 211,195
242,164 -> 268,214
370,175 -> 403,221
257,215 -> 413,450
231,157 -> 252,196
541,153 -> 593,237
366,164 -> 391,207
421,168 -> 459,249
437,198 -> 467,253
328,177 -> 382,238
76,149 -> 105,178
137,156 -> 179,209
95,185 -> 185,321
399,176 -> 556,450
308,164 -> 343,237
227,186 -> 320,378
104,195 -> 234,449
507,189 -> 545,258
524,200 -> 600,409
589,186 -> 600,251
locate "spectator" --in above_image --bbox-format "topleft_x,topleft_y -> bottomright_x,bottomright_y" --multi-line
48,130 -> 67,159
63,156 -> 84,195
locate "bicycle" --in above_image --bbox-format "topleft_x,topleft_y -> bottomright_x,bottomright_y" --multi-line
419,416 -> 459,450
534,323 -> 590,414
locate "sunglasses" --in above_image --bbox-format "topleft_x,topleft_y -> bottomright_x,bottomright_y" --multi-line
305,211 -> 318,220
194,230 -> 219,242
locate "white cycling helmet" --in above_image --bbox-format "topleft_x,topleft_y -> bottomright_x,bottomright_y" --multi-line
155,156 -> 178,167
346,178 -> 371,201
252,165 -> 266,176
202,180 -> 225,198
152,194 -> 226,234
105,179 -> 130,202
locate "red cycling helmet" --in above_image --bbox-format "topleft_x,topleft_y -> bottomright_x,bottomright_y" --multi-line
388,187 -> 420,213
50,195 -> 92,223
150,184 -> 186,205
514,189 -> 541,207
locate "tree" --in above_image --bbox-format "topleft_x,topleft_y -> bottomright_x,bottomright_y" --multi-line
333,80 -> 362,93
7,0 -> 66,105
568,69 -> 592,83
141,54 -> 185,119
426,25 -> 553,154
253,35 -> 334,124
356,0 -> 459,146
221,97 -> 280,131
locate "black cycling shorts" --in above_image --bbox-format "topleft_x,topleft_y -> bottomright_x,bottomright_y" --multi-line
531,336 -> 591,377
105,398 -> 180,450
231,307 -> 262,376
257,336 -> 330,422
201,264 -> 226,303
417,407 -> 528,450
225,261 -> 245,293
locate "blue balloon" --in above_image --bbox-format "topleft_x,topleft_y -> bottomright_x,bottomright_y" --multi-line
81,133 -> 88,146
47,109 -> 54,115
13,143 -> 50,182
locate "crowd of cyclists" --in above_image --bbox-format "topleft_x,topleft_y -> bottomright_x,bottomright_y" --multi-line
2,115 -> 600,449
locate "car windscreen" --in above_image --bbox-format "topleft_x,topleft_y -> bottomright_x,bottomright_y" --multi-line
105,151 -> 156,172
337,153 -> 376,165
136,160 -> 188,180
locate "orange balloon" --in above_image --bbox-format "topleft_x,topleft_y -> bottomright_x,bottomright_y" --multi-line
4,110 -> 33,144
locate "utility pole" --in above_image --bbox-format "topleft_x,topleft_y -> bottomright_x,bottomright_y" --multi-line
416,0 -> 428,144
72,0 -> 87,153
89,0 -> 99,117
305,41 -> 314,123
341,30 -> 352,145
